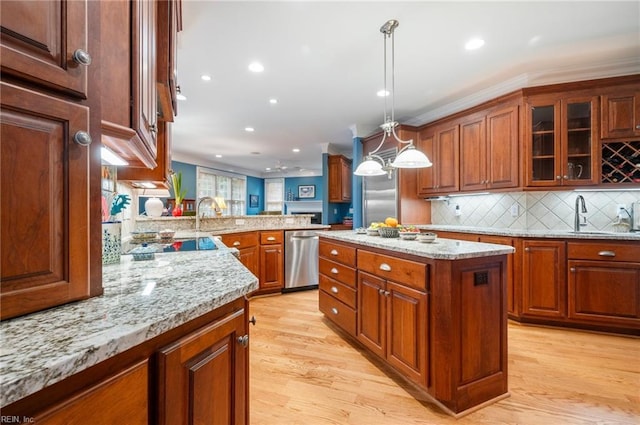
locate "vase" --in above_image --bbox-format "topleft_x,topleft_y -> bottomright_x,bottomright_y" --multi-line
102,221 -> 122,265
172,204 -> 183,217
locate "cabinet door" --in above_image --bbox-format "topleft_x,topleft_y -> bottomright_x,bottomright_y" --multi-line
479,235 -> 517,316
0,82 -> 90,320
132,0 -> 158,156
568,260 -> 640,328
0,0 -> 89,97
259,244 -> 283,291
158,309 -> 248,425
526,97 -> 561,186
357,271 -> 386,358
416,130 -> 436,194
487,105 -> 519,189
239,246 -> 259,277
341,157 -> 352,202
522,240 -> 566,319
601,90 -> 640,139
328,155 -> 351,203
435,124 -> 460,193
562,96 -> 598,186
459,114 -> 487,191
386,281 -> 428,387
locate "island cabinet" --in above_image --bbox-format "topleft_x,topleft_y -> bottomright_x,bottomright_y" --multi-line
257,230 -> 284,294
220,232 -> 259,278
328,154 -> 352,203
357,251 -> 428,387
567,241 -> 640,331
0,0 -> 101,320
416,122 -> 460,195
318,235 -> 509,415
521,239 -> 567,320
318,239 -> 357,336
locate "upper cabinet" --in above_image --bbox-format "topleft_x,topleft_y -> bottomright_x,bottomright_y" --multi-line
416,123 -> 460,195
601,86 -> 640,140
0,0 -> 89,98
524,94 -> 598,187
328,155 -> 352,203
157,0 -> 182,121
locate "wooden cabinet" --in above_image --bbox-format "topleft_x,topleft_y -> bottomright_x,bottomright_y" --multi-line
318,240 -> 357,336
479,235 -> 520,317
258,231 -> 283,293
601,87 -> 640,140
157,308 -> 248,425
417,123 -> 459,195
525,94 -> 598,187
567,241 -> 640,330
459,105 -> 519,191
220,232 -> 259,277
357,250 -> 428,387
328,155 -> 352,203
156,0 -> 181,121
0,0 -> 101,320
522,240 -> 567,319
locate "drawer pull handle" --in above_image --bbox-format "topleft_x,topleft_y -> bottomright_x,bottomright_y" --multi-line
384,290 -> 390,296
331,286 -> 339,294
233,241 -> 241,246
330,249 -> 339,256
598,250 -> 616,257
379,263 -> 392,272
570,267 -> 576,272
331,307 -> 339,315
378,288 -> 384,294
267,236 -> 276,241
331,268 -> 339,274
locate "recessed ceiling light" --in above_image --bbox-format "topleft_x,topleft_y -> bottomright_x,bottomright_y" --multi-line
269,98 -> 278,104
176,93 -> 187,101
377,90 -> 390,97
465,38 -> 485,50
292,148 -> 300,153
248,62 -> 264,73
201,74 -> 212,81
245,127 -> 255,132
215,154 -> 222,158
265,167 -> 271,171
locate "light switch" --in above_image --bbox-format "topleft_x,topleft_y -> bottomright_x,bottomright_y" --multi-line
510,204 -> 519,217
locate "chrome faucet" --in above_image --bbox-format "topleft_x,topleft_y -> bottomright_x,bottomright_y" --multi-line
196,196 -> 220,232
574,195 -> 588,232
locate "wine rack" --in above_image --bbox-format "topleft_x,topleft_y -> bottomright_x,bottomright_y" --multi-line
601,141 -> 640,184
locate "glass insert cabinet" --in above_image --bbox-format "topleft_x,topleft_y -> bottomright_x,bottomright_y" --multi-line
526,95 -> 598,187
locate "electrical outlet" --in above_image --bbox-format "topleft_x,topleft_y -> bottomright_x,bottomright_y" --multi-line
333,208 -> 338,214
285,217 -> 294,224
454,204 -> 461,216
510,204 -> 519,217
235,219 -> 245,225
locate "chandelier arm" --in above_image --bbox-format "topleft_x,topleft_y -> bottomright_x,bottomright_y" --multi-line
390,125 -> 413,145
367,128 -> 389,156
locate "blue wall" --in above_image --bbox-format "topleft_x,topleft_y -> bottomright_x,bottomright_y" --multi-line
351,137 -> 363,228
171,161 -> 198,199
246,175 -> 264,215
284,176 -> 323,201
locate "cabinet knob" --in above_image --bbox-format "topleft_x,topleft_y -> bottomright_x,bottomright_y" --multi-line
237,335 -> 249,347
149,123 -> 157,133
563,175 -> 569,180
379,263 -> 392,272
525,247 -> 530,252
384,290 -> 390,296
331,286 -> 339,294
598,250 -> 616,257
330,249 -> 338,256
249,316 -> 257,326
73,131 -> 92,146
556,176 -> 562,180
378,288 -> 384,295
570,267 -> 576,272
636,124 -> 640,130
330,268 -> 338,274
331,307 -> 339,315
72,49 -> 92,66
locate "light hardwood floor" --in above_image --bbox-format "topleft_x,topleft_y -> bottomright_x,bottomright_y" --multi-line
249,290 -> 639,425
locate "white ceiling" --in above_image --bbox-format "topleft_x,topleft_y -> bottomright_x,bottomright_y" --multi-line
171,1 -> 640,178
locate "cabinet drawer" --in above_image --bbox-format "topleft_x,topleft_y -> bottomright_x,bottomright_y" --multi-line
357,250 -> 427,291
220,232 -> 258,249
260,230 -> 283,245
319,257 -> 356,288
319,274 -> 356,308
568,241 -> 640,262
319,289 -> 356,336
319,239 -> 356,267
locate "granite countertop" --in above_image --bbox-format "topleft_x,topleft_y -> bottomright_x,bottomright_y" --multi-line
0,239 -> 258,408
316,230 -> 515,260
417,225 -> 640,241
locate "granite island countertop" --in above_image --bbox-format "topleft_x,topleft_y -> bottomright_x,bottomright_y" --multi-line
316,230 -> 515,260
0,239 -> 258,408
416,225 -> 640,241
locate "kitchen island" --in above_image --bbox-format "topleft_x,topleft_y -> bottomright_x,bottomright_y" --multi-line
316,230 -> 514,416
0,238 -> 257,423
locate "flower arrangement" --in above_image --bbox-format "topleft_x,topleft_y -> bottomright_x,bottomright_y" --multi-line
171,171 -> 187,216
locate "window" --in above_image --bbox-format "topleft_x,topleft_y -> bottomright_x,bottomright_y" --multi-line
197,167 -> 246,216
264,178 -> 284,213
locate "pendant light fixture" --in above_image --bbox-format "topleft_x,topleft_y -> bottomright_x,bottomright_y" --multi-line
354,20 -> 432,177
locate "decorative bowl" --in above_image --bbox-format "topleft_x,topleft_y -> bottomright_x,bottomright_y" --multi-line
399,231 -> 419,240
378,227 -> 399,238
158,229 -> 176,240
130,244 -> 156,261
417,232 -> 437,243
131,231 -> 157,242
355,227 -> 367,234
366,228 -> 380,236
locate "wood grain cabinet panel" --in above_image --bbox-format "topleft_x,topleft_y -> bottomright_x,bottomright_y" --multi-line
459,113 -> 487,191
157,309 -> 248,425
220,232 -> 259,277
0,0 -> 89,97
521,240 -> 567,319
417,123 -> 460,195
258,230 -> 284,293
328,155 -> 352,203
486,105 -> 519,189
601,88 -> 640,140
0,82 -> 90,320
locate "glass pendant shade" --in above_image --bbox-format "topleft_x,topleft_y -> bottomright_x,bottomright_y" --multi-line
353,157 -> 386,176
390,145 -> 432,168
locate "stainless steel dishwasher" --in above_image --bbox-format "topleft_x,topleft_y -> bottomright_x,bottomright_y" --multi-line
284,230 -> 319,292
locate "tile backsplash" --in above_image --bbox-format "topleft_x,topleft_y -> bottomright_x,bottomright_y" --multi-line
431,190 -> 640,232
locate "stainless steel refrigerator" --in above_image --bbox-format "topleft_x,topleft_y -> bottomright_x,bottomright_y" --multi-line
363,148 -> 398,226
